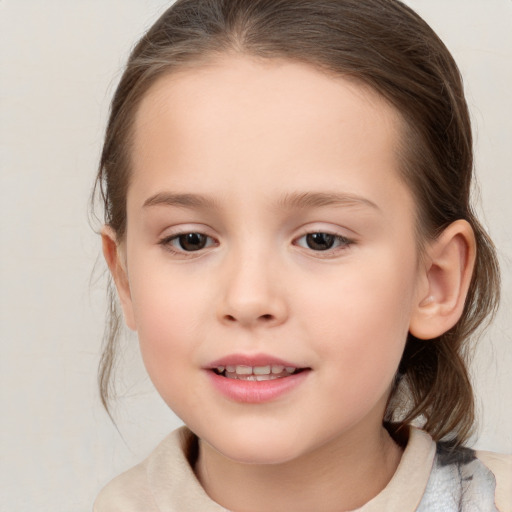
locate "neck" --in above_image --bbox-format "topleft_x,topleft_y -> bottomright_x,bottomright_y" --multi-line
195,424 -> 403,512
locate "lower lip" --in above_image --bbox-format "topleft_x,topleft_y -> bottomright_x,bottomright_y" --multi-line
206,370 -> 309,403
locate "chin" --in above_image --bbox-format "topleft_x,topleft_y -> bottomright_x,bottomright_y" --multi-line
218,441 -> 301,465
200,427 -> 307,466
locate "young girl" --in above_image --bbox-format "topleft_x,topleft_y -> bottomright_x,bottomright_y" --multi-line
93,0 -> 511,510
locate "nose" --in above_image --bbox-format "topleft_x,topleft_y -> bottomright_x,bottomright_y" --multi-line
217,251 -> 288,328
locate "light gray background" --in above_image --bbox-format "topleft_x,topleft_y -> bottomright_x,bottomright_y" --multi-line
1,1 -> 511,510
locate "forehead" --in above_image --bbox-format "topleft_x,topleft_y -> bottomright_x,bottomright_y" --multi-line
129,55 -> 408,211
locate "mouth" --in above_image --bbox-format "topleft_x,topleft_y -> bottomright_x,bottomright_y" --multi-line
211,364 -> 307,381
205,356 -> 310,402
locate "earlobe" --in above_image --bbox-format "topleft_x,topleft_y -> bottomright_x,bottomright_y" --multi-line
101,226 -> 137,331
409,220 -> 476,340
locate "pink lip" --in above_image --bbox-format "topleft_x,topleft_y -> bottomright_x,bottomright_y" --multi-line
204,353 -> 310,404
206,353 -> 302,369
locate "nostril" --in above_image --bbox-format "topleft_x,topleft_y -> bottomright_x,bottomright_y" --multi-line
223,313 -> 274,323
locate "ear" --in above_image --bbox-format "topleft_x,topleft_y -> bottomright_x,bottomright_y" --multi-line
409,220 -> 476,340
101,226 -> 136,331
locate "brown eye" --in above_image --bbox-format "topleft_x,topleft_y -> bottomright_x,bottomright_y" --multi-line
160,232 -> 216,253
295,232 -> 353,253
177,233 -> 208,251
305,233 -> 335,251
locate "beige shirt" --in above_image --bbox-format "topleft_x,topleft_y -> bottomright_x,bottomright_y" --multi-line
94,426 -> 511,511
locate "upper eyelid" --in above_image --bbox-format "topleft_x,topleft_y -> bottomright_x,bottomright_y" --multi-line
293,232 -> 354,247
293,226 -> 355,241
295,227 -> 350,237
164,232 -> 353,252
158,224 -> 216,239
157,224 -> 356,245
159,232 -> 217,245
157,227 -> 354,240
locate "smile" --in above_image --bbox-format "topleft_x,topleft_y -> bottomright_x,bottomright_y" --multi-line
206,356 -> 310,403
213,365 -> 302,381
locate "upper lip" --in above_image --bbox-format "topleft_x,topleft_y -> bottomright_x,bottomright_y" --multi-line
206,353 -> 305,369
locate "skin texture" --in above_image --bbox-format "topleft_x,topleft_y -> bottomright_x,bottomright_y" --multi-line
103,55 -> 476,511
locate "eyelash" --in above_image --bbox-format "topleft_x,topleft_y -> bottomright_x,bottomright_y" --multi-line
294,232 -> 354,256
158,231 -> 355,257
158,232 -> 217,256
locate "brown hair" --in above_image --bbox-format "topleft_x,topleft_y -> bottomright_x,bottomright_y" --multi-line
94,0 -> 500,445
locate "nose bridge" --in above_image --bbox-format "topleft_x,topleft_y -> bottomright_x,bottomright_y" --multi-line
217,237 -> 287,327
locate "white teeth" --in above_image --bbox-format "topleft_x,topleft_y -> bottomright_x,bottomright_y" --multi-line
253,365 -> 271,375
235,365 -> 252,375
219,363 -> 300,380
255,374 -> 279,381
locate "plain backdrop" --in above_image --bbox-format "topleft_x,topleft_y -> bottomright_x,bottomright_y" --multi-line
1,1 -> 511,510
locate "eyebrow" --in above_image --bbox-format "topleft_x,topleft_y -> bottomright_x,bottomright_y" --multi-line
142,191 -> 379,211
143,192 -> 219,209
277,191 -> 380,211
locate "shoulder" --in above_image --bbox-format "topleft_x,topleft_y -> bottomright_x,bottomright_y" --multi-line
94,426 -> 229,512
93,428 -> 191,512
476,449 -> 512,512
419,440 -> 511,512
93,458 -> 157,512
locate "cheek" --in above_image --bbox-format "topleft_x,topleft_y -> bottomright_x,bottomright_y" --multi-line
299,253 -> 417,387
126,261 -> 211,391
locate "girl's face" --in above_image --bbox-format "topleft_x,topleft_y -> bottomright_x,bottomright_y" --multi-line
117,56 -> 426,464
